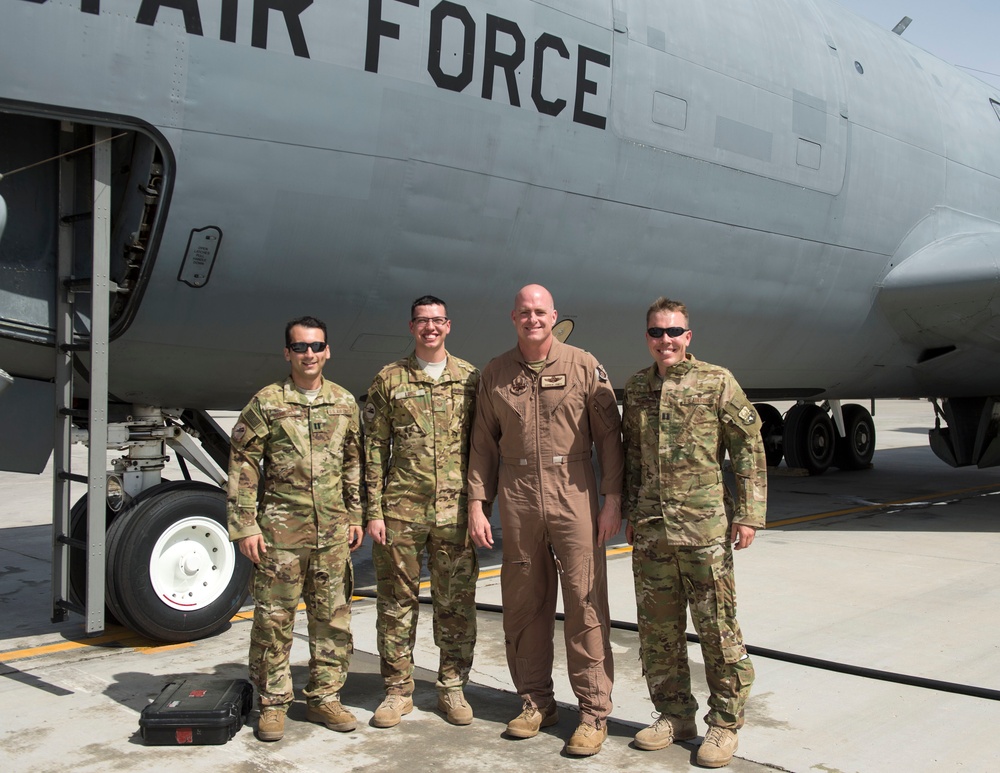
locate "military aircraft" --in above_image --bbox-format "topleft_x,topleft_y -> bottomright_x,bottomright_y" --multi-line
2,0 -> 999,641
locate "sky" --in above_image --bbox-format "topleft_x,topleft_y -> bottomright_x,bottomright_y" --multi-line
833,0 -> 1000,90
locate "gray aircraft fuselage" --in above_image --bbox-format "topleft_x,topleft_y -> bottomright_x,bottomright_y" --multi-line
2,0 -> 1000,409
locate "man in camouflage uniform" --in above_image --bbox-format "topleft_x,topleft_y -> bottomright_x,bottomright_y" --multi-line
468,284 -> 623,757
622,297 -> 766,769
227,316 -> 365,743
364,295 -> 480,728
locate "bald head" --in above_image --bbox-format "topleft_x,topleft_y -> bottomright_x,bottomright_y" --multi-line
512,284 -> 558,357
514,284 -> 554,312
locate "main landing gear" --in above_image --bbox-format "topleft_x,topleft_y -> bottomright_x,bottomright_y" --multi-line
753,401 -> 876,475
60,407 -> 252,642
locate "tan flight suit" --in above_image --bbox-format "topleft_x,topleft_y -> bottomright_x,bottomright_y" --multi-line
467,339 -> 623,726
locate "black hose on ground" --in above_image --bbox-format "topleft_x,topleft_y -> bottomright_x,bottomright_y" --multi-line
351,590 -> 1000,702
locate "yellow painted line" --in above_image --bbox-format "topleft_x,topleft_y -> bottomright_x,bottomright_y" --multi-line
768,482 -> 1000,528
135,641 -> 196,654
0,627 -> 141,662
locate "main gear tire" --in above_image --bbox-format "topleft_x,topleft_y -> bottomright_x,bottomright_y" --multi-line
104,481 -> 251,642
783,403 -> 835,475
834,403 -> 876,470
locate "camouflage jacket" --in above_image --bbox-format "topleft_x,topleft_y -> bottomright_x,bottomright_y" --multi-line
226,376 -> 364,548
364,353 -> 479,525
622,355 -> 766,545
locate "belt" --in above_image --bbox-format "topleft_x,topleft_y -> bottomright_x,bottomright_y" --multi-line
501,451 -> 591,466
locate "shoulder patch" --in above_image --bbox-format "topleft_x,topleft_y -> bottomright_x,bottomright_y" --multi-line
231,422 -> 247,442
596,365 -> 608,382
364,402 -> 376,423
738,405 -> 756,425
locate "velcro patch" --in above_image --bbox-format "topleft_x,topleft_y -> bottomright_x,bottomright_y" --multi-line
540,374 -> 566,388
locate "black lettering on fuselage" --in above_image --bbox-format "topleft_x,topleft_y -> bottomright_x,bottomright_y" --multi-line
428,2 -> 475,93
574,45 -> 610,130
532,33 -> 569,117
366,0 -> 419,73
483,15 -> 524,106
20,0 -> 99,13
30,0 -> 610,128
251,0 -> 312,58
136,0 -> 204,35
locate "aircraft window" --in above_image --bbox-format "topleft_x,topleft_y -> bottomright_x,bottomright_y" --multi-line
855,61 -> 865,75
992,99 -> 1000,123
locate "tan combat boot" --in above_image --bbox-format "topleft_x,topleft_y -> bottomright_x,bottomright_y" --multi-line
634,714 -> 698,751
437,690 -> 473,725
256,706 -> 286,742
697,726 -> 739,768
505,702 -> 559,738
372,694 -> 414,728
305,699 -> 358,732
566,721 -> 607,756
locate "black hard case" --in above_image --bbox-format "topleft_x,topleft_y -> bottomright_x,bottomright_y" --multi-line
139,677 -> 253,745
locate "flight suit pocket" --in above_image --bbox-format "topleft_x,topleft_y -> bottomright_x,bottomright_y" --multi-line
593,390 -> 619,430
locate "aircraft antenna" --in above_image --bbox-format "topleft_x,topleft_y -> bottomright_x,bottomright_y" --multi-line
892,16 -> 912,36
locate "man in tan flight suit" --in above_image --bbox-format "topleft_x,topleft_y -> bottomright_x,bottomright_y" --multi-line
364,295 -> 480,728
468,284 -> 623,757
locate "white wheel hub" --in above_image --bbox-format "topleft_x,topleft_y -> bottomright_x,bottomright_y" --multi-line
149,516 -> 236,610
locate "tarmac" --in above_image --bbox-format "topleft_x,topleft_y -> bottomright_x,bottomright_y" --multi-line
2,399 -> 1000,772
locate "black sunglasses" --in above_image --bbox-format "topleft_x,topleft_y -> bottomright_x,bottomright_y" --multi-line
287,341 -> 327,353
647,326 -> 689,338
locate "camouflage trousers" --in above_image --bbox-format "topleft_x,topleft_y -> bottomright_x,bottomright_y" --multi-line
249,543 -> 354,708
372,517 -> 478,693
631,522 -> 754,729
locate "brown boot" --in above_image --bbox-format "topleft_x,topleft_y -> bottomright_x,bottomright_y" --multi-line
505,702 -> 559,738
697,726 -> 739,768
566,721 -> 607,756
437,690 -> 473,725
635,714 -> 698,751
305,700 -> 358,732
372,694 -> 414,728
256,707 -> 286,742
